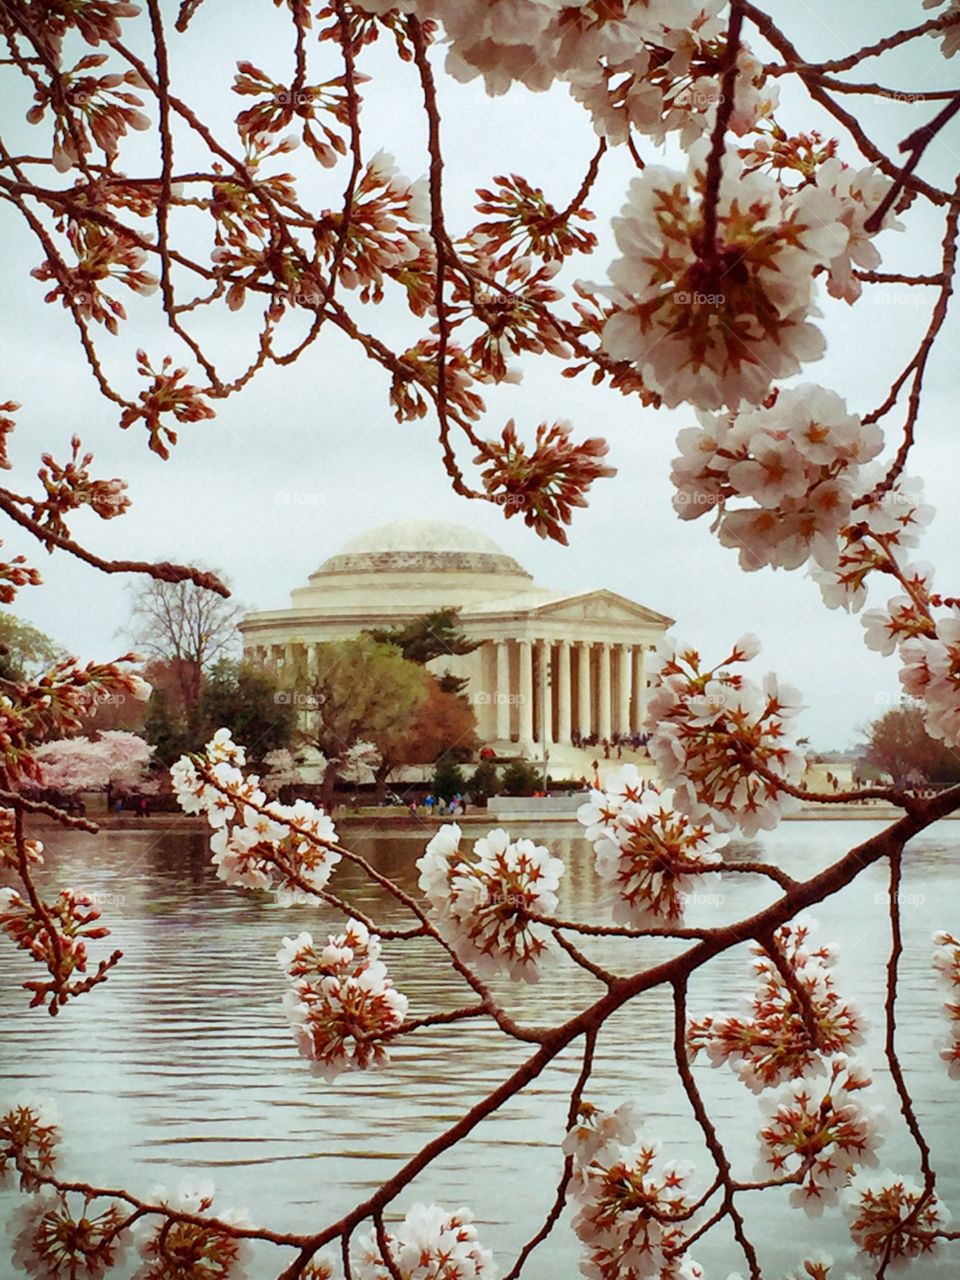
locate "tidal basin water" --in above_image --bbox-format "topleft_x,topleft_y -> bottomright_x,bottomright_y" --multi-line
1,818 -> 958,1279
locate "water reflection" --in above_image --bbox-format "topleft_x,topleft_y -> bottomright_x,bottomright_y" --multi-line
0,819 -> 958,1277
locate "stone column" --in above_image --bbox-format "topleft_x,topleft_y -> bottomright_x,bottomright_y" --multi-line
619,644 -> 633,736
637,645 -> 649,730
495,639 -> 511,741
557,639 -> 572,745
598,643 -> 612,741
537,640 -> 554,747
518,639 -> 534,753
577,642 -> 592,739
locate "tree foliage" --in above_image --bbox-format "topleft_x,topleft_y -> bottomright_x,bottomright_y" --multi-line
862,704 -> 960,787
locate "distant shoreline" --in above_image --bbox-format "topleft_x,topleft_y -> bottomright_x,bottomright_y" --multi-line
24,801 -> 960,833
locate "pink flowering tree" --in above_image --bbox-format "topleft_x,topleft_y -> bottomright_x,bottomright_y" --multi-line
1,3 -> 960,1280
32,730 -> 154,795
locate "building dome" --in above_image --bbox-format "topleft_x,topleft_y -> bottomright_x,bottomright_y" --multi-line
318,518 -> 531,580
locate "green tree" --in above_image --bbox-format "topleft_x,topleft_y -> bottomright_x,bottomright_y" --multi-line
366,608 -> 479,695
499,759 -> 543,797
200,659 -> 296,760
861,704 -> 960,787
0,612 -> 62,681
432,754 -> 466,803
304,636 -> 431,802
143,686 -> 192,766
468,759 -> 501,805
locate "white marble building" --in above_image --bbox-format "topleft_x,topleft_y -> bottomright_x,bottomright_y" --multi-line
240,519 -> 672,766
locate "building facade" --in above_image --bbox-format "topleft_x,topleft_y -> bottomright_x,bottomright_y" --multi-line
239,519 -> 673,766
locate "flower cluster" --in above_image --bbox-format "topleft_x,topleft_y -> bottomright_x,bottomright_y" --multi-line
277,921 -> 408,1081
1,654 -> 149,784
417,823 -> 564,981
564,1102 -> 703,1280
599,152 -> 847,410
0,1099 -> 60,1191
172,730 -> 342,900
31,436 -> 130,539
133,1183 -> 251,1280
671,385 -> 884,573
232,59 -> 351,169
32,218 -> 158,335
472,171 -> 598,269
843,1171 -> 949,1267
311,151 -> 433,307
646,637 -> 805,836
932,931 -> 960,1079
119,351 -> 216,460
476,418 -> 616,544
575,764 -> 649,833
688,919 -> 865,1090
9,1185 -> 130,1280
0,885 -> 121,1014
577,781 -> 727,927
26,52 -> 150,172
352,1202 -> 494,1280
756,1056 -> 883,1213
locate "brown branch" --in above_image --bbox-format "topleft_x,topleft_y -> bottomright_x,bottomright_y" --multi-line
865,94 -> 960,234
0,488 -> 229,595
502,1027 -> 598,1280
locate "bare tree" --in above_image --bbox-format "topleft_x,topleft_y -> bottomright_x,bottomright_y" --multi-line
125,577 -> 243,730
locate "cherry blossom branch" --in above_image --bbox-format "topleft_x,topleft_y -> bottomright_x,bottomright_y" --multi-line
502,1027 -> 598,1280
672,975 -> 761,1279
0,487 -> 229,594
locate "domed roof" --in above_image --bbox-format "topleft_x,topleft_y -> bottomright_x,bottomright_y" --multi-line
318,518 -> 532,580
339,519 -> 507,557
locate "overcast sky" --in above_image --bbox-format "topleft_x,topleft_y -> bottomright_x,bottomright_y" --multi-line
1,0 -> 958,749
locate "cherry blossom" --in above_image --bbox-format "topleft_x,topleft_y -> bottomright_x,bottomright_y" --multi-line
277,920 -> 408,1080
578,784 -> 727,927
576,763 -> 651,842
926,0 -> 960,57
0,885 -> 120,1015
843,1171 -> 950,1268
33,730 -> 153,794
173,731 -> 341,898
8,1185 -> 129,1280
417,823 -> 564,981
932,930 -> 960,1079
756,1056 -> 884,1214
599,152 -> 844,410
476,418 -> 616,543
671,385 -> 883,573
647,638 -> 805,835
133,1183 -> 251,1280
565,1103 -> 703,1280
119,352 -> 216,460
352,1202 -> 494,1280
811,160 -> 902,304
562,1100 -> 638,1168
688,919 -> 865,1090
0,1099 -> 60,1191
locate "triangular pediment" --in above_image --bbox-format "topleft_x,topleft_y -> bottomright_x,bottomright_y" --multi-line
523,589 -> 673,628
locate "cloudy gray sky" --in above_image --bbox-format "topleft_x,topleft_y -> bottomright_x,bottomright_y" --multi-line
1,0 -> 957,748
